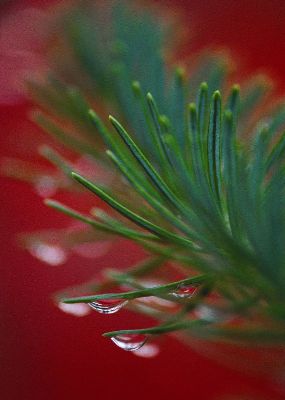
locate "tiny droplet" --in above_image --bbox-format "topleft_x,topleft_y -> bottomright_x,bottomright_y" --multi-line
171,284 -> 199,299
111,334 -> 148,351
88,299 -> 128,314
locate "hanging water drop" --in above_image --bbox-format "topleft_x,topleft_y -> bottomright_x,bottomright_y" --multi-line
88,299 -> 128,314
171,283 -> 199,299
111,334 -> 148,351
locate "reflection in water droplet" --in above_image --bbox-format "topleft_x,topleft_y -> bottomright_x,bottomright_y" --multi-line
111,334 -> 148,351
28,241 -> 68,266
88,299 -> 128,314
133,343 -> 160,358
58,302 -> 91,317
195,304 -> 232,322
34,175 -> 58,198
171,284 -> 199,299
72,240 -> 112,259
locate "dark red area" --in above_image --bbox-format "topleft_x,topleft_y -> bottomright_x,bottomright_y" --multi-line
2,1 -> 285,399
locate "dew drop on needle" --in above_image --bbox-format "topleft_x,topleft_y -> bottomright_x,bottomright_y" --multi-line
171,284 -> 199,299
88,299 -> 128,314
111,334 -> 148,351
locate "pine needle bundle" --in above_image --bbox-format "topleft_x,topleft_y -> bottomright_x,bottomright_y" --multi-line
8,0 -> 285,355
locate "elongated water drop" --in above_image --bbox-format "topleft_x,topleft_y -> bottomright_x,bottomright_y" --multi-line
88,299 -> 128,314
111,334 -> 147,351
171,284 -> 199,299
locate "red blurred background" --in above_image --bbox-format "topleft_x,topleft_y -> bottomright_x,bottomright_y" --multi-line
1,1 -> 285,399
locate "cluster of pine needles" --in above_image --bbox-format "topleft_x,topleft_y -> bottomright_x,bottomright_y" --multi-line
7,0 -> 285,348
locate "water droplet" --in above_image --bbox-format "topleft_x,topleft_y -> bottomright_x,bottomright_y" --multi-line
34,175 -> 58,197
111,334 -> 147,351
28,241 -> 68,266
88,299 -> 128,314
171,283 -> 199,299
71,240 -> 112,259
133,343 -> 160,358
58,302 -> 91,317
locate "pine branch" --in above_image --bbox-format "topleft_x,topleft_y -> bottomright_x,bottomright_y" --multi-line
13,0 -> 285,351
